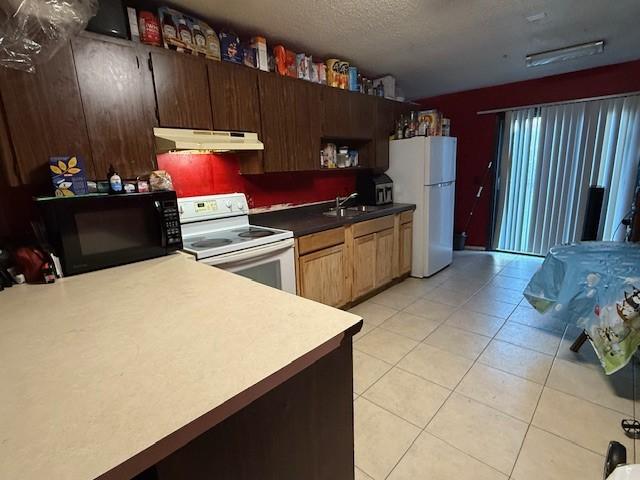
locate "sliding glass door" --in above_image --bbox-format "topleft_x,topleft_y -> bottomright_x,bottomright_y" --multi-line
493,95 -> 640,255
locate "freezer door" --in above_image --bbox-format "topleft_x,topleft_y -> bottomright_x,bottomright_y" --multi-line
425,137 -> 457,185
424,181 -> 455,276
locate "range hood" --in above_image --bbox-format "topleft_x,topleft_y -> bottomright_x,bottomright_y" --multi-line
154,128 -> 264,153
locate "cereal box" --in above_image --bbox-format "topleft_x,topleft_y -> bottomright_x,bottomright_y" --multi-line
49,156 -> 89,197
219,31 -> 242,64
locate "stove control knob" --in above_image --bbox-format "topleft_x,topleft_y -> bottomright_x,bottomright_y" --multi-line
237,202 -> 245,211
225,200 -> 232,210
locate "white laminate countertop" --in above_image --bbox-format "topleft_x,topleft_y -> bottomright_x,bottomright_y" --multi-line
0,254 -> 361,480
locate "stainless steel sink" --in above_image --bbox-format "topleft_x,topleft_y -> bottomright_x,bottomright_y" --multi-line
322,208 -> 363,217
345,205 -> 382,213
322,205 -> 382,217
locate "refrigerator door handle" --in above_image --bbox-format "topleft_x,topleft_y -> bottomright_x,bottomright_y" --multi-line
435,181 -> 454,187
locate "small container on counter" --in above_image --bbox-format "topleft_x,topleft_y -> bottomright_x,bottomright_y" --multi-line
137,178 -> 150,193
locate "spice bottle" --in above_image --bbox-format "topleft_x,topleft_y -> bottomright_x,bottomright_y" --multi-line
107,165 -> 123,194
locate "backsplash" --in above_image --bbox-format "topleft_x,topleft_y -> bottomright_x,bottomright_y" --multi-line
156,153 -> 358,208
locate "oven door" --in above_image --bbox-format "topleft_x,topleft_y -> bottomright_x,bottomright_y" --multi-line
200,238 -> 296,294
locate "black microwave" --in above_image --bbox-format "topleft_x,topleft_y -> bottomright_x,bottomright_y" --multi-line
37,191 -> 183,276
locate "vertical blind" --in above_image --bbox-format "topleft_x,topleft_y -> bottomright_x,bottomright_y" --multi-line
494,95 -> 640,255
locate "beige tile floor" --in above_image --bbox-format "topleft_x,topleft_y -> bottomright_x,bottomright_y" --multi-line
350,250 -> 637,480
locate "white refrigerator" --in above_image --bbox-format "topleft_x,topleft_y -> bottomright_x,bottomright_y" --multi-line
388,136 -> 457,277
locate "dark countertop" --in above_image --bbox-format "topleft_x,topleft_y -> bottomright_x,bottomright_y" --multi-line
250,202 -> 416,237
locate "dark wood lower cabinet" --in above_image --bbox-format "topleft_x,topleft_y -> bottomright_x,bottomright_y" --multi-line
153,336 -> 355,480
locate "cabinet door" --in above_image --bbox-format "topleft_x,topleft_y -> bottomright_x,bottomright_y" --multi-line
322,89 -> 374,140
321,88 -> 351,138
208,61 -> 261,133
299,244 -> 348,307
352,234 -> 376,299
0,42 -> 94,186
258,74 -> 295,172
375,228 -> 395,287
72,37 -> 156,179
295,81 -> 321,171
400,221 -> 413,275
259,75 -> 319,172
150,51 -> 213,129
373,99 -> 396,172
349,94 -> 375,140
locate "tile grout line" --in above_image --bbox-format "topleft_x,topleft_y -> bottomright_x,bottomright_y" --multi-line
353,254 -> 547,478
380,262 -> 527,479
506,323 -> 567,478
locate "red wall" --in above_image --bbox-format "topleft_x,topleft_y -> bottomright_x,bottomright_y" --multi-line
417,59 -> 640,247
156,153 -> 357,209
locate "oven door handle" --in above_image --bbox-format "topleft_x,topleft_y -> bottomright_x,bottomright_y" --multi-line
202,238 -> 295,266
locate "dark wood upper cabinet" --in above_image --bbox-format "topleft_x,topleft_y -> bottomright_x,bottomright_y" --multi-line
150,51 -> 213,130
321,88 -> 351,139
258,74 -> 296,172
72,36 -> 156,179
373,99 -> 397,172
295,81 -> 322,171
208,61 -> 261,133
321,88 -> 374,140
349,94 -> 375,140
259,75 -> 319,172
0,42 -> 94,186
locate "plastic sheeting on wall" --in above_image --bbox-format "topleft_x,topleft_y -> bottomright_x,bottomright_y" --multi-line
0,0 -> 97,73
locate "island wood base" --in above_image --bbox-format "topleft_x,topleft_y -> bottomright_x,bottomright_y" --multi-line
144,335 -> 355,480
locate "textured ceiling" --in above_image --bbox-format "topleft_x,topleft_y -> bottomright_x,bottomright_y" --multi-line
167,0 -> 640,99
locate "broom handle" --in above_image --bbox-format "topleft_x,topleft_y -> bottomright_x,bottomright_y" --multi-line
462,161 -> 493,234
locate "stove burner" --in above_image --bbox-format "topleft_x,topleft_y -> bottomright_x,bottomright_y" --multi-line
236,227 -> 275,239
191,238 -> 233,248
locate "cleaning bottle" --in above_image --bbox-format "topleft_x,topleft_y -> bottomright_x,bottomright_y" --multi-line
107,165 -> 123,194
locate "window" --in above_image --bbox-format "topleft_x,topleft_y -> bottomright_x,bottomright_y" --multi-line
494,95 -> 640,255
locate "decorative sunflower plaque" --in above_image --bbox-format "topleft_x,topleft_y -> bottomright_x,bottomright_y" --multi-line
49,156 -> 89,197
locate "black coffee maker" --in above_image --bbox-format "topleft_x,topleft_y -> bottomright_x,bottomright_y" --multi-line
356,173 -> 393,206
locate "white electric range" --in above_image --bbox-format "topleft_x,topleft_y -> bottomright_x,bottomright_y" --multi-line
178,193 -> 296,294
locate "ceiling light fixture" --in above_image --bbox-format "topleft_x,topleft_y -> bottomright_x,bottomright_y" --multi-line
525,40 -> 605,67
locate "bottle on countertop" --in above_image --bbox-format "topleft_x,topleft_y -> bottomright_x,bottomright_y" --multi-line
107,165 -> 123,194
418,114 -> 428,136
396,116 -> 404,140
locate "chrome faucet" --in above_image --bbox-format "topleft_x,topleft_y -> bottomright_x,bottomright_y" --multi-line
336,192 -> 358,210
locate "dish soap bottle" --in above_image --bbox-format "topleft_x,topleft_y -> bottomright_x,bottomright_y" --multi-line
108,165 -> 123,194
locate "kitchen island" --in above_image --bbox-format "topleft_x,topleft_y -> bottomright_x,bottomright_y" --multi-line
0,254 -> 362,480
